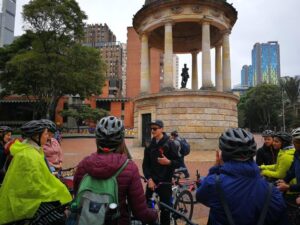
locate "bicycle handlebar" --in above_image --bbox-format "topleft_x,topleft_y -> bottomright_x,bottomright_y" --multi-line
159,202 -> 198,225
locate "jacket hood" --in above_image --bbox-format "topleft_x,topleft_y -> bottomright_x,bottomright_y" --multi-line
81,152 -> 128,179
9,139 -> 43,156
221,160 -> 260,178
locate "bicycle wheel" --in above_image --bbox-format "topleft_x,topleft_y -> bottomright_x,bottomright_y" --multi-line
173,190 -> 194,225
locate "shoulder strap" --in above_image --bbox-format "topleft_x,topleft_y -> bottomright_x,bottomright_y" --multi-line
113,159 -> 129,178
215,174 -> 236,225
256,183 -> 273,225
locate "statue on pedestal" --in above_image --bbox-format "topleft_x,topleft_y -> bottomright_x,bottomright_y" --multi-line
181,64 -> 189,88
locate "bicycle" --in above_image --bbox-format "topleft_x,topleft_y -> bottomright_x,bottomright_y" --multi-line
130,201 -> 198,225
141,168 -> 194,225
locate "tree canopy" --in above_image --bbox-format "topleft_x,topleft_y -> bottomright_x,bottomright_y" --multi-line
238,83 -> 282,131
0,0 -> 106,120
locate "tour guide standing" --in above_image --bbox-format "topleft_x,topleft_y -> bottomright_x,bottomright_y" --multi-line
143,119 -> 181,225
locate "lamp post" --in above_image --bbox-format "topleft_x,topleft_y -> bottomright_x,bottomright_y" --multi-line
282,89 -> 286,132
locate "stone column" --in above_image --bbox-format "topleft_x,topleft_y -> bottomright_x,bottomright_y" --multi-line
222,31 -> 231,92
215,45 -> 223,91
140,33 -> 150,93
192,51 -> 198,90
162,22 -> 174,90
201,21 -> 212,89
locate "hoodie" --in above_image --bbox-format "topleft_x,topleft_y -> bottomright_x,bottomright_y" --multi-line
73,152 -> 157,225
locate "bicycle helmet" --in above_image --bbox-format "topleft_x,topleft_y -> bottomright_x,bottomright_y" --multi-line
262,130 -> 274,137
40,119 -> 57,133
219,128 -> 257,161
21,120 -> 48,146
291,128 -> 300,140
95,116 -> 124,152
273,132 -> 292,148
0,126 -> 13,134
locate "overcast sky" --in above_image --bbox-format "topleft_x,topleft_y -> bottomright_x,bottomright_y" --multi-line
15,0 -> 300,87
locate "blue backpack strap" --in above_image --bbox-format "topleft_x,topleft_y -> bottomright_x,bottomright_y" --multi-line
215,174 -> 236,225
257,183 -> 273,225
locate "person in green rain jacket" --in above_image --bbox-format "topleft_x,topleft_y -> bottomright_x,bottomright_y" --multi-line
0,120 -> 72,224
260,132 -> 295,180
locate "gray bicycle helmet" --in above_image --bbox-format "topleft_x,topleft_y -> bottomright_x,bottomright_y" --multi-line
273,132 -> 292,148
40,119 -> 57,133
0,126 -> 13,134
219,128 -> 257,161
262,130 -> 274,137
95,116 -> 124,151
291,127 -> 300,140
21,120 -> 48,139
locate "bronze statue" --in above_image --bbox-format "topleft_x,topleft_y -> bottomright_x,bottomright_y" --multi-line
181,64 -> 189,88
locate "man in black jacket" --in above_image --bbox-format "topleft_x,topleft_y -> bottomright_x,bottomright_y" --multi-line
256,130 -> 278,166
143,119 -> 181,225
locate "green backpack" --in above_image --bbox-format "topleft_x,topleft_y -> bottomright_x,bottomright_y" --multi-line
71,159 -> 129,225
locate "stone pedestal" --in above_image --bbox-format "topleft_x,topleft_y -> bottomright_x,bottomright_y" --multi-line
133,91 -> 239,150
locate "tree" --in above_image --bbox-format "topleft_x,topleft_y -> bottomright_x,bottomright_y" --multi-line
238,84 -> 282,131
0,0 -> 106,119
279,76 -> 300,117
60,105 -> 108,132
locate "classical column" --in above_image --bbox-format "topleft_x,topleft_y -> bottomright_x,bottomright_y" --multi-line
215,45 -> 223,91
140,33 -> 150,93
201,21 -> 212,89
162,22 -> 174,90
222,31 -> 231,92
192,51 -> 198,90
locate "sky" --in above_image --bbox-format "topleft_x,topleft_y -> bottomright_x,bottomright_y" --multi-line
15,0 -> 300,87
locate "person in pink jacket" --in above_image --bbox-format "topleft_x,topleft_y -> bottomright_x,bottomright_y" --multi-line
74,116 -> 158,225
42,120 -> 63,172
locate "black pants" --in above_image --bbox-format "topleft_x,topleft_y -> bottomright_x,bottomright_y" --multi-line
146,183 -> 172,225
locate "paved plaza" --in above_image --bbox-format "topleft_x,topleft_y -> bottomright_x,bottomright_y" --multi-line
60,134 -> 263,225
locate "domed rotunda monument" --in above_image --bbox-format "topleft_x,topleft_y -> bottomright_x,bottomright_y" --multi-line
132,0 -> 239,150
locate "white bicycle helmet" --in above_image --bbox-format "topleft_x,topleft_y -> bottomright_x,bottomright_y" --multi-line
291,127 -> 300,140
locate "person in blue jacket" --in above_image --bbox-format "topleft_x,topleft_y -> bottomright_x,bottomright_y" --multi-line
196,128 -> 288,225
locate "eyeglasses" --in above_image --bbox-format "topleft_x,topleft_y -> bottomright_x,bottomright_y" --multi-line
151,127 -> 160,131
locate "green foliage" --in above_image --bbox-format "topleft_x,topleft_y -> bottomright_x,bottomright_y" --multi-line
60,105 -> 108,127
238,83 -> 281,131
0,0 -> 106,120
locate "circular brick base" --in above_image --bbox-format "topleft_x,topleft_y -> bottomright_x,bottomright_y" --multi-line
133,90 -> 239,150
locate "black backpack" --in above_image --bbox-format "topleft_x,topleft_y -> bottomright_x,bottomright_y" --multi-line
179,138 -> 190,156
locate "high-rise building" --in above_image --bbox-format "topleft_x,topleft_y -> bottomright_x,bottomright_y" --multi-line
0,0 -> 16,47
252,41 -> 280,85
82,23 -> 116,47
241,65 -> 254,87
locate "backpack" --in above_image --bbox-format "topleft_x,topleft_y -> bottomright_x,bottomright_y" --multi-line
179,138 -> 190,156
69,159 -> 129,225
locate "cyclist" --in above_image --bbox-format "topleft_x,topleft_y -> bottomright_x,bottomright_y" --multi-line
170,130 -> 190,178
0,120 -> 72,224
196,128 -> 287,225
277,128 -> 300,224
143,119 -> 181,225
260,132 -> 295,181
256,130 -> 278,166
41,119 -> 63,172
0,126 -> 12,182
73,116 -> 158,225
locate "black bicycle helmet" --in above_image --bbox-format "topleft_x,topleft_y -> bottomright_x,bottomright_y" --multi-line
262,130 -> 274,137
40,119 -> 57,133
21,120 -> 48,138
0,126 -> 13,134
273,132 -> 292,148
291,127 -> 300,140
171,130 -> 178,137
95,116 -> 124,151
219,128 -> 257,161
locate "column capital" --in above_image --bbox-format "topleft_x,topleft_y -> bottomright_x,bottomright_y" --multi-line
220,29 -> 231,35
191,50 -> 199,55
163,19 -> 175,26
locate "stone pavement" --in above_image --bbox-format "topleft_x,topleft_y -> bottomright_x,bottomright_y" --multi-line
60,134 -> 264,225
